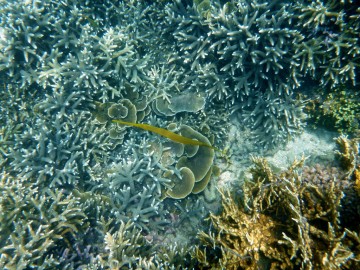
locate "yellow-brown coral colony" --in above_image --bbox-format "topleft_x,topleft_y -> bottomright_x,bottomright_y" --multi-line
195,154 -> 360,269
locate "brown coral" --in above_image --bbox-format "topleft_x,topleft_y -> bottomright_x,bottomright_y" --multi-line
335,135 -> 359,178
196,157 -> 360,269
165,167 -> 195,199
355,167 -> 360,196
198,189 -> 290,270
165,124 -> 215,198
92,96 -> 149,140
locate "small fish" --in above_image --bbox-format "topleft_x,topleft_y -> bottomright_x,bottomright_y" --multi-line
112,119 -> 217,150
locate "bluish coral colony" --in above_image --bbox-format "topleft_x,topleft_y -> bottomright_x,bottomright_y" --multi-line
0,0 -> 360,269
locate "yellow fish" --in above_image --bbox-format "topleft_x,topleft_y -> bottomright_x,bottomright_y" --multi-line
112,119 -> 217,150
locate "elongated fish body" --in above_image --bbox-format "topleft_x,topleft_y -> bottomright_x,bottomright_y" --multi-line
112,119 -> 216,150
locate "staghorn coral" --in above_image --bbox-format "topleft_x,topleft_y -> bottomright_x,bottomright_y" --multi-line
295,0 -> 360,88
335,135 -> 359,178
95,220 -> 153,269
0,172 -> 88,269
8,106 -> 109,188
1,0 -> 358,152
89,219 -> 195,269
158,0 -> 359,149
240,91 -> 306,148
2,0 -> 360,268
301,162 -> 360,233
161,0 -> 308,148
0,0 -> 157,102
333,135 -> 360,215
198,189 -> 289,270
168,0 -> 302,97
196,156 -> 360,269
86,138 -> 170,232
0,0 -> 220,268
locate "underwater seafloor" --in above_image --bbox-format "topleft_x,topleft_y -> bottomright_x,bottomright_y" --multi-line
0,0 -> 360,269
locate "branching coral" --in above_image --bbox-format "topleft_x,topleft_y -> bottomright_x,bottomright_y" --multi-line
9,109 -> 94,188
0,0 -> 219,268
161,0 -> 309,148
196,156 -> 360,269
158,0 -> 359,148
306,86 -> 360,134
295,0 -> 360,88
90,220 -> 195,269
165,0 -> 304,102
335,135 -> 359,179
1,0 -> 359,268
87,140 -> 169,232
0,0 -> 155,103
0,172 -> 88,269
97,220 -> 153,268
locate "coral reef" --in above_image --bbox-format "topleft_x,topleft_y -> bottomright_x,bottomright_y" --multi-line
195,156 -> 360,269
89,220 -> 195,269
159,0 -> 359,148
335,135 -> 359,178
86,138 -> 170,232
161,0 -> 309,148
295,0 -> 360,88
0,0 -> 156,101
305,86 -> 360,134
1,0 -> 359,268
0,172 -> 88,269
